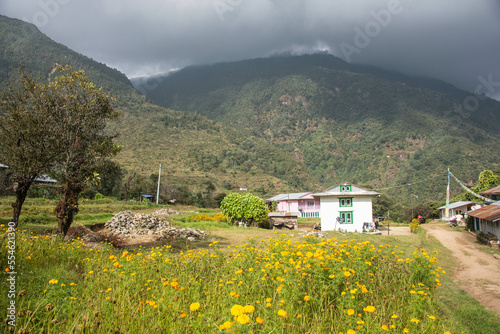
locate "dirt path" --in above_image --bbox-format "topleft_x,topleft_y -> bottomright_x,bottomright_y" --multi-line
422,222 -> 500,315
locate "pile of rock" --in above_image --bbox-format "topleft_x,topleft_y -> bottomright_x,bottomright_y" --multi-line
104,211 -> 205,241
153,208 -> 179,216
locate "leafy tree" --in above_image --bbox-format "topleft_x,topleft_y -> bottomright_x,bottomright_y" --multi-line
220,193 -> 267,226
0,66 -> 61,227
47,65 -> 120,236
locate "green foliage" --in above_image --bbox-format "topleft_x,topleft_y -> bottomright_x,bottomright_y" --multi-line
220,193 -> 268,226
146,54 -> 500,202
452,169 -> 500,202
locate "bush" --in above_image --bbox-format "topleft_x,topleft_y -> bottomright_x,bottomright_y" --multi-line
220,193 -> 267,226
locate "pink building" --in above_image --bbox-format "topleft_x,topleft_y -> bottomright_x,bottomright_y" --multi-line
266,192 -> 321,218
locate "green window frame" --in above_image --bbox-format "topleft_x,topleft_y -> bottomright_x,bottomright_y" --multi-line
339,211 -> 353,224
340,185 -> 352,192
339,197 -> 353,207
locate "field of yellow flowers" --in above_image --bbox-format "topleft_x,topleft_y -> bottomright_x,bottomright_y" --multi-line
1,226 -> 454,334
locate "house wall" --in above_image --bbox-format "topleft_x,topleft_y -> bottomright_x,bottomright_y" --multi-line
277,199 -> 320,218
320,196 -> 373,232
477,219 -> 500,238
440,205 -> 470,219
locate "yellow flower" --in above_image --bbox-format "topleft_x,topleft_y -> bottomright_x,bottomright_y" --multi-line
236,314 -> 250,325
363,305 -> 375,313
49,279 -> 58,284
410,318 -> 420,324
304,295 -> 311,301
297,314 -> 302,318
190,302 -> 200,312
347,309 -> 355,316
347,330 -> 356,334
88,271 -> 94,274
381,324 -> 389,331
403,329 -> 409,333
278,309 -> 287,317
344,271 -> 351,277
357,320 -> 364,325
219,321 -> 232,330
256,317 -> 264,325
391,314 -> 398,319
427,315 -> 435,320
243,305 -> 255,313
231,305 -> 244,316
105,296 -> 111,300
266,298 -> 272,303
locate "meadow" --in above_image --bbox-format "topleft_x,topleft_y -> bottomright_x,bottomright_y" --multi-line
1,197 -> 500,333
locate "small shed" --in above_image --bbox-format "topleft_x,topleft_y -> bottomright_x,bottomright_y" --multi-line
140,193 -> 155,202
268,212 -> 298,230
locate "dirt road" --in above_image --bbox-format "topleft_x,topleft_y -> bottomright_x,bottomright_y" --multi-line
422,223 -> 500,315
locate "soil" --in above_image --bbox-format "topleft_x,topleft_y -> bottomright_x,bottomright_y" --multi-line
422,222 -> 500,315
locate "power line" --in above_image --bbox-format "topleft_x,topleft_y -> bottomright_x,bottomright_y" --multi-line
373,173 -> 446,192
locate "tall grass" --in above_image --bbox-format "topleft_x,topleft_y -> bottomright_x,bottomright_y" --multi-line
2,228 -> 454,333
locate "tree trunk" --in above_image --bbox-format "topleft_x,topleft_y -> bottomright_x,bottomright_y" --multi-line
56,182 -> 81,237
11,180 -> 33,228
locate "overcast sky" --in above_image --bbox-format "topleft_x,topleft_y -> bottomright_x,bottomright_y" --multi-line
1,0 -> 500,99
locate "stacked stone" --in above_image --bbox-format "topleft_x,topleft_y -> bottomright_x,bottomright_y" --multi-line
152,208 -> 179,216
104,211 -> 205,241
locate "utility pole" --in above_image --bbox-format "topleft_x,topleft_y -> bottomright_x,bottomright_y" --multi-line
156,164 -> 162,205
445,167 -> 450,219
387,211 -> 390,236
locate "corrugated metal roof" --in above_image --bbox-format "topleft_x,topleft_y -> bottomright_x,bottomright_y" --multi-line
266,192 -> 313,202
34,175 -> 57,183
437,201 -> 476,210
468,201 -> 500,222
480,185 -> 500,196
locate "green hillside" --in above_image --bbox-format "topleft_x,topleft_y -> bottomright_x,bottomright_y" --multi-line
0,15 -> 318,196
144,54 -> 500,200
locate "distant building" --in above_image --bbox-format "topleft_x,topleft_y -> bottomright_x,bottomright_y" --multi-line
239,186 -> 248,191
437,201 -> 477,220
0,163 -> 57,195
313,183 -> 380,232
467,201 -> 500,239
480,186 -> 500,202
266,192 -> 320,218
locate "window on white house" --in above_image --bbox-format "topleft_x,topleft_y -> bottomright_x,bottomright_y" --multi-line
339,211 -> 353,224
340,185 -> 352,192
339,197 -> 353,207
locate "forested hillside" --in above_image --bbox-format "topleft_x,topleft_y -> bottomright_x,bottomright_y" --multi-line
144,54 -> 500,200
0,15 -> 319,199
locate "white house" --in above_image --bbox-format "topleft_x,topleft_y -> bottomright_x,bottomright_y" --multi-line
467,201 -> 500,239
313,183 -> 380,232
437,201 -> 477,220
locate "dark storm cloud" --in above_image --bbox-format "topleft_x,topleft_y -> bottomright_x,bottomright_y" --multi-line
1,0 -> 499,99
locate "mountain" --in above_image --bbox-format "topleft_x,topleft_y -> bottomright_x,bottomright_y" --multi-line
2,14 -> 499,203
144,54 -> 500,200
0,15 -> 318,196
